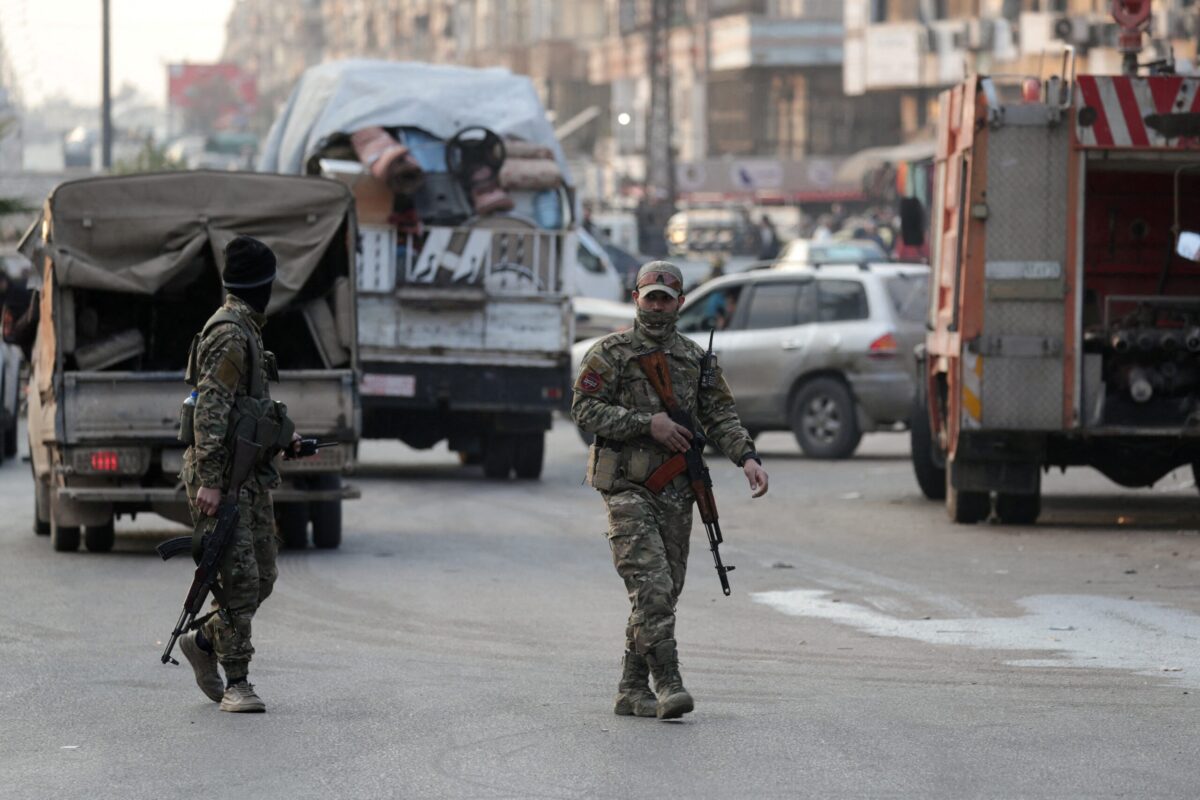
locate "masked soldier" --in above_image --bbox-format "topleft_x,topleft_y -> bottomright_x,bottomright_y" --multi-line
572,261 -> 769,721
177,235 -> 301,713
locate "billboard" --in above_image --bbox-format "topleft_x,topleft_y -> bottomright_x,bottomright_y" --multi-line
167,63 -> 257,133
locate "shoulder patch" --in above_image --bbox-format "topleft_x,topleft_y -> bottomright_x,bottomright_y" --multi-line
579,371 -> 604,393
213,352 -> 245,392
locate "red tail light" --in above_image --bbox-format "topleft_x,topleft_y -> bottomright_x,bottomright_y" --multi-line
868,333 -> 898,358
90,451 -> 120,472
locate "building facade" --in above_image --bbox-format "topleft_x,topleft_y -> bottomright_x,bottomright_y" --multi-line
844,0 -> 1200,140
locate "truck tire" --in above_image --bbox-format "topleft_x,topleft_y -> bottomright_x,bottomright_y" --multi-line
945,463 -> 990,524
310,474 -> 342,550
995,492 -> 1041,525
50,515 -> 81,552
277,502 -> 309,550
3,413 -> 16,459
84,519 -> 116,553
910,394 -> 946,500
483,434 -> 515,479
513,433 -> 545,479
790,377 -> 862,459
995,471 -> 1042,525
33,471 -> 50,536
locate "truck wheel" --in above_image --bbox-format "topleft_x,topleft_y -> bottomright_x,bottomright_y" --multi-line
514,433 -> 545,480
84,519 -> 116,553
33,471 -> 50,536
458,450 -> 483,466
910,394 -> 946,500
483,434 -> 515,479
790,378 -> 862,459
50,515 -> 81,552
3,414 -> 16,459
945,463 -> 990,524
995,492 -> 1041,525
276,502 -> 309,550
310,474 -> 342,550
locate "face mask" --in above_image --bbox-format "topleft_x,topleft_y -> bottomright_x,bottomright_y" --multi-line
230,284 -> 272,316
636,306 -> 677,343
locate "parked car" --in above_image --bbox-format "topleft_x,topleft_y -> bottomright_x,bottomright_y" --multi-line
774,238 -> 889,267
674,263 -> 929,458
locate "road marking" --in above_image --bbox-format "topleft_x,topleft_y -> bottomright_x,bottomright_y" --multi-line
753,589 -> 1200,686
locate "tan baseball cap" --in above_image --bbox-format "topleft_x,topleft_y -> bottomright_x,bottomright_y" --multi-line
635,260 -> 684,298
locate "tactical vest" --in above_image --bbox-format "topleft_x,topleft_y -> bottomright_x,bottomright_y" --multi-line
179,308 -> 294,460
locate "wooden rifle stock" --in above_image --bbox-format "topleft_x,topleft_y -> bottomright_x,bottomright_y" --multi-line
636,350 -> 734,595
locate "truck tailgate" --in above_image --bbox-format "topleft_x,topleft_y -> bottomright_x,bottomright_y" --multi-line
60,370 -> 358,444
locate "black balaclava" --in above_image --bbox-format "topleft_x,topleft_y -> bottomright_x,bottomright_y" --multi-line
222,236 -> 276,315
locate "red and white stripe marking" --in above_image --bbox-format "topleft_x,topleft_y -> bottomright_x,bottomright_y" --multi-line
1075,75 -> 1200,149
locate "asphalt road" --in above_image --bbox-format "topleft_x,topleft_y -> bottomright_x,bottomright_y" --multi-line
3,420 -> 1200,799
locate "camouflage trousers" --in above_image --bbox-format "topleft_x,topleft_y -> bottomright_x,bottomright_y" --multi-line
603,482 -> 693,655
185,482 -> 277,682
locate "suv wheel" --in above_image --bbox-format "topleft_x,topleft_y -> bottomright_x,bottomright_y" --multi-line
790,378 -> 862,459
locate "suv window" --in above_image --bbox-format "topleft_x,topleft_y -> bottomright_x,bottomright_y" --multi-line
818,279 -> 869,322
884,273 -> 929,323
679,283 -> 746,332
744,282 -> 815,330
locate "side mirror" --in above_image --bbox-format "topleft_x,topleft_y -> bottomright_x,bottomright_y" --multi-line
1177,231 -> 1200,261
899,197 -> 926,248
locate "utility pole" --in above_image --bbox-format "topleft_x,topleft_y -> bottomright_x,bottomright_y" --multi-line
101,0 -> 113,170
642,0 -> 675,256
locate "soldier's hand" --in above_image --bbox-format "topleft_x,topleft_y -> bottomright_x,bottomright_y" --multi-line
650,412 -> 692,453
744,460 -> 768,498
196,486 -> 222,517
290,432 -> 305,458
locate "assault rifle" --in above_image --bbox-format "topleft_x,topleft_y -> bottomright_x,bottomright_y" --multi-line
158,435 -> 261,665
637,331 -> 735,596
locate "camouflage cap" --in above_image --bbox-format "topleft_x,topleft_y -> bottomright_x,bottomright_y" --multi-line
635,260 -> 684,298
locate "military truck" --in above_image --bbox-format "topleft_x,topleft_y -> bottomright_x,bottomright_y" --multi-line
20,172 -> 360,552
261,61 -> 589,479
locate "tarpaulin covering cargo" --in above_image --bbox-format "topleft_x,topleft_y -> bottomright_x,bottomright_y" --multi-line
258,59 -> 572,184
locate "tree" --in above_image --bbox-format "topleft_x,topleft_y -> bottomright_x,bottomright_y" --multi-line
113,136 -> 186,174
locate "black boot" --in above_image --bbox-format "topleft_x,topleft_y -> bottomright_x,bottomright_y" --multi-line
645,639 -> 694,720
614,650 -> 658,718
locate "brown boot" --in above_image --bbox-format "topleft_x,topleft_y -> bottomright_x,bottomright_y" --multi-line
614,650 -> 658,718
646,639 -> 694,720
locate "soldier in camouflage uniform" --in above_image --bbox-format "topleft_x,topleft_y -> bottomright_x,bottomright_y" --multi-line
177,236 -> 301,713
572,261 -> 769,721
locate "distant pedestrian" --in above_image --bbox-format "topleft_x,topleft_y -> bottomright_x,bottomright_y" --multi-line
757,214 -> 780,260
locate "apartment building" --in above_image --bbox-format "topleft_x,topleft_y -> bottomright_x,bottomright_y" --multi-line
844,0 -> 1200,139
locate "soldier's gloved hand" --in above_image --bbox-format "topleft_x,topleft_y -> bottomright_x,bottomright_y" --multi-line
196,486 -> 222,517
744,460 -> 769,498
650,412 -> 692,453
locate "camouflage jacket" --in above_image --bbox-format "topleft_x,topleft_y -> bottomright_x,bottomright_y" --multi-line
182,295 -> 277,490
571,325 -> 754,469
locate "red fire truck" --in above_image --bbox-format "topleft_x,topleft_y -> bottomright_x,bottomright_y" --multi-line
911,1 -> 1200,524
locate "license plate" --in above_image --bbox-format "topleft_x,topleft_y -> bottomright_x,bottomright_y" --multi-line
360,373 -> 416,397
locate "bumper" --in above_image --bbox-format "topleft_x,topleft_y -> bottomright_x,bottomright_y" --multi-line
57,485 -> 361,504
359,360 -> 570,413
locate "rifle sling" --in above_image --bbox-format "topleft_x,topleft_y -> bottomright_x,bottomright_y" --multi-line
644,454 -> 687,494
